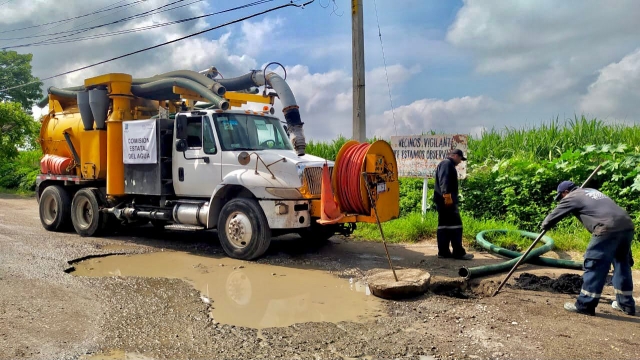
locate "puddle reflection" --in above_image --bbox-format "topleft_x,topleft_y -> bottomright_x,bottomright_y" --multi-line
72,251 -> 384,328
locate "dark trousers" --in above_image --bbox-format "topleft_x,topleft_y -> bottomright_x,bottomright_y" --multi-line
575,229 -> 635,314
436,203 -> 466,257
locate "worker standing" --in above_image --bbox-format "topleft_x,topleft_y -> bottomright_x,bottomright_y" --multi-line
433,149 -> 473,260
541,181 -> 636,316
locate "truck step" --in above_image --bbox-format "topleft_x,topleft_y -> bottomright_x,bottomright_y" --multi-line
164,224 -> 206,231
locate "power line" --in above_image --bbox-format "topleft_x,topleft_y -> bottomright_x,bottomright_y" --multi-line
373,0 -> 397,136
1,0 -> 144,49
0,0 -> 314,92
0,0 -> 145,34
0,0 -> 16,6
4,0 -> 202,49
4,0 -> 275,48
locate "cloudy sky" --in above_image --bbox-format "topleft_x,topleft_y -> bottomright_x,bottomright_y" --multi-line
3,0 -> 640,141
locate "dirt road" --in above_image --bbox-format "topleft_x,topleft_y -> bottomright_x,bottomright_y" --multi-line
1,196 -> 639,360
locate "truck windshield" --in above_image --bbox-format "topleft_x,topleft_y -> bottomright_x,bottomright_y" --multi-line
213,114 -> 293,151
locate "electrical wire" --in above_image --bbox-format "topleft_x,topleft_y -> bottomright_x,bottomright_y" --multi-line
0,0 -> 146,34
3,0 -> 276,48
0,0 -> 314,92
1,0 -> 202,41
0,0 -> 16,6
373,0 -> 398,136
0,0 -> 145,49
2,0 -> 203,49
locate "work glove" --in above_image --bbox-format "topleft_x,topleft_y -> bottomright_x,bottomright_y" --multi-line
539,221 -> 549,232
443,193 -> 453,206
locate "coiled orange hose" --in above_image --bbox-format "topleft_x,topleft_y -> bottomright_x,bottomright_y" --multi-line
336,142 -> 371,214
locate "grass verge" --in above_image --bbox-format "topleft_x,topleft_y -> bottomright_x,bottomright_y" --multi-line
0,187 -> 35,197
353,211 -> 640,269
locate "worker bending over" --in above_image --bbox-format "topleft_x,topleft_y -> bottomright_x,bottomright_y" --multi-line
541,180 -> 636,316
433,149 -> 473,260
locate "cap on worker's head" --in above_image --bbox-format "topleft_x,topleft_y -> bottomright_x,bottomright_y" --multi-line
450,148 -> 467,161
555,180 -> 576,201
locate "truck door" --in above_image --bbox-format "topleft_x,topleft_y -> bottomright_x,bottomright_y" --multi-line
172,114 -> 222,197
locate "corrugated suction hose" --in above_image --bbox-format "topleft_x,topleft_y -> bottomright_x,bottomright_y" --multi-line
336,142 -> 371,215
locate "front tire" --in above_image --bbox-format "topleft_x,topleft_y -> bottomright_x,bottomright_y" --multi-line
217,198 -> 271,260
71,188 -> 107,237
39,185 -> 71,232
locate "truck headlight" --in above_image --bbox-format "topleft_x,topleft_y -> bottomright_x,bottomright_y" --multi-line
265,187 -> 303,199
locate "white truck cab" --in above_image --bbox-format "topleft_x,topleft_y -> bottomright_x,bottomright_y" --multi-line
132,109 -> 333,260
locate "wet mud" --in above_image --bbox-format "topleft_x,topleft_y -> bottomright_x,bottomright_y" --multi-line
511,272 -> 584,294
70,251 -> 384,329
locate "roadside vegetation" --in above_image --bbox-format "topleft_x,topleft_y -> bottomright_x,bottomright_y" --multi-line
350,117 -> 640,268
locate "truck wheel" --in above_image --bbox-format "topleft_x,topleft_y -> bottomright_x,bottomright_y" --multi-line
39,185 -> 71,232
217,198 -> 271,260
71,188 -> 107,237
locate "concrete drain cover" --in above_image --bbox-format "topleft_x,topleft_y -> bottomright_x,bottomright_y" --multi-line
368,268 -> 431,300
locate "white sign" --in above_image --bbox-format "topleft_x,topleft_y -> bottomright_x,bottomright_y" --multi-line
390,134 -> 468,179
123,119 -> 157,164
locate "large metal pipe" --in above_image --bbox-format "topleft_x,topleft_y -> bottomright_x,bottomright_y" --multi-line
130,77 -> 229,110
132,70 -> 226,96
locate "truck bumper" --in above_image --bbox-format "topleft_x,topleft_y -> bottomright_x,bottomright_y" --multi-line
258,200 -> 310,229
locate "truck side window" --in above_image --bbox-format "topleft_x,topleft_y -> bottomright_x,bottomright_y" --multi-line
186,116 -> 202,149
203,117 -> 217,154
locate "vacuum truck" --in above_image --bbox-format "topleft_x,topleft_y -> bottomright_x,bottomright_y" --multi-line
35,64 -> 399,260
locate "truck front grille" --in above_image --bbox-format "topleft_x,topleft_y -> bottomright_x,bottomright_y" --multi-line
303,166 -> 332,196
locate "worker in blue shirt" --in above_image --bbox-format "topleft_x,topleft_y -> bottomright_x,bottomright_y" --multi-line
433,149 -> 473,260
541,180 -> 636,316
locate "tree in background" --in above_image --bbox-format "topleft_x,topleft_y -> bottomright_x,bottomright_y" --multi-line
0,102 -> 39,160
0,50 -> 43,110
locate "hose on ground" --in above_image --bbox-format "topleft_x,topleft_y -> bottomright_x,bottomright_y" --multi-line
336,142 -> 370,215
459,229 -> 582,280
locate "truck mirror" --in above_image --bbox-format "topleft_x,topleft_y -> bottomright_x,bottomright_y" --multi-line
175,139 -> 187,152
176,114 -> 188,140
238,151 -> 251,165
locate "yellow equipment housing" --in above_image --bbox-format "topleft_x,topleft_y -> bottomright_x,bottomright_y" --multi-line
38,72 -> 277,197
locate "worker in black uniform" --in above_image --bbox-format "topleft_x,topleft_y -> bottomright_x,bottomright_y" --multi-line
541,180 -> 636,316
433,149 -> 473,260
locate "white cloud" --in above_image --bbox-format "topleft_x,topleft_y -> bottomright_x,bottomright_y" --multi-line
579,48 -> 640,120
238,17 -> 284,57
370,96 -> 506,139
446,0 -> 640,104
242,64 -> 423,141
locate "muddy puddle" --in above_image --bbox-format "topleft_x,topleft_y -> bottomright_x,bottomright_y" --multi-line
70,251 -> 384,328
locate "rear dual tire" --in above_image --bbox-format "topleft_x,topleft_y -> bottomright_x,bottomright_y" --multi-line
39,185 -> 72,232
70,188 -> 108,237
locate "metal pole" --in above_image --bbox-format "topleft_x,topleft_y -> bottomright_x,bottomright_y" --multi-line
363,172 -> 398,281
352,0 -> 366,142
421,178 -> 428,219
492,164 -> 602,296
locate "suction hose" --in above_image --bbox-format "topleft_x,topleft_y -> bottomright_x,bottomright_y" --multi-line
459,230 -> 558,280
335,142 -> 371,215
37,87 -> 79,108
131,78 -> 230,110
475,229 -> 583,270
131,70 -> 226,96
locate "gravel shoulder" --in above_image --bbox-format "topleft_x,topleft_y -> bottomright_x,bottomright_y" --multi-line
1,196 -> 639,360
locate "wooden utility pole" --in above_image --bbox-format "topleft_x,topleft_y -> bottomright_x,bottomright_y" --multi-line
352,0 -> 366,142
